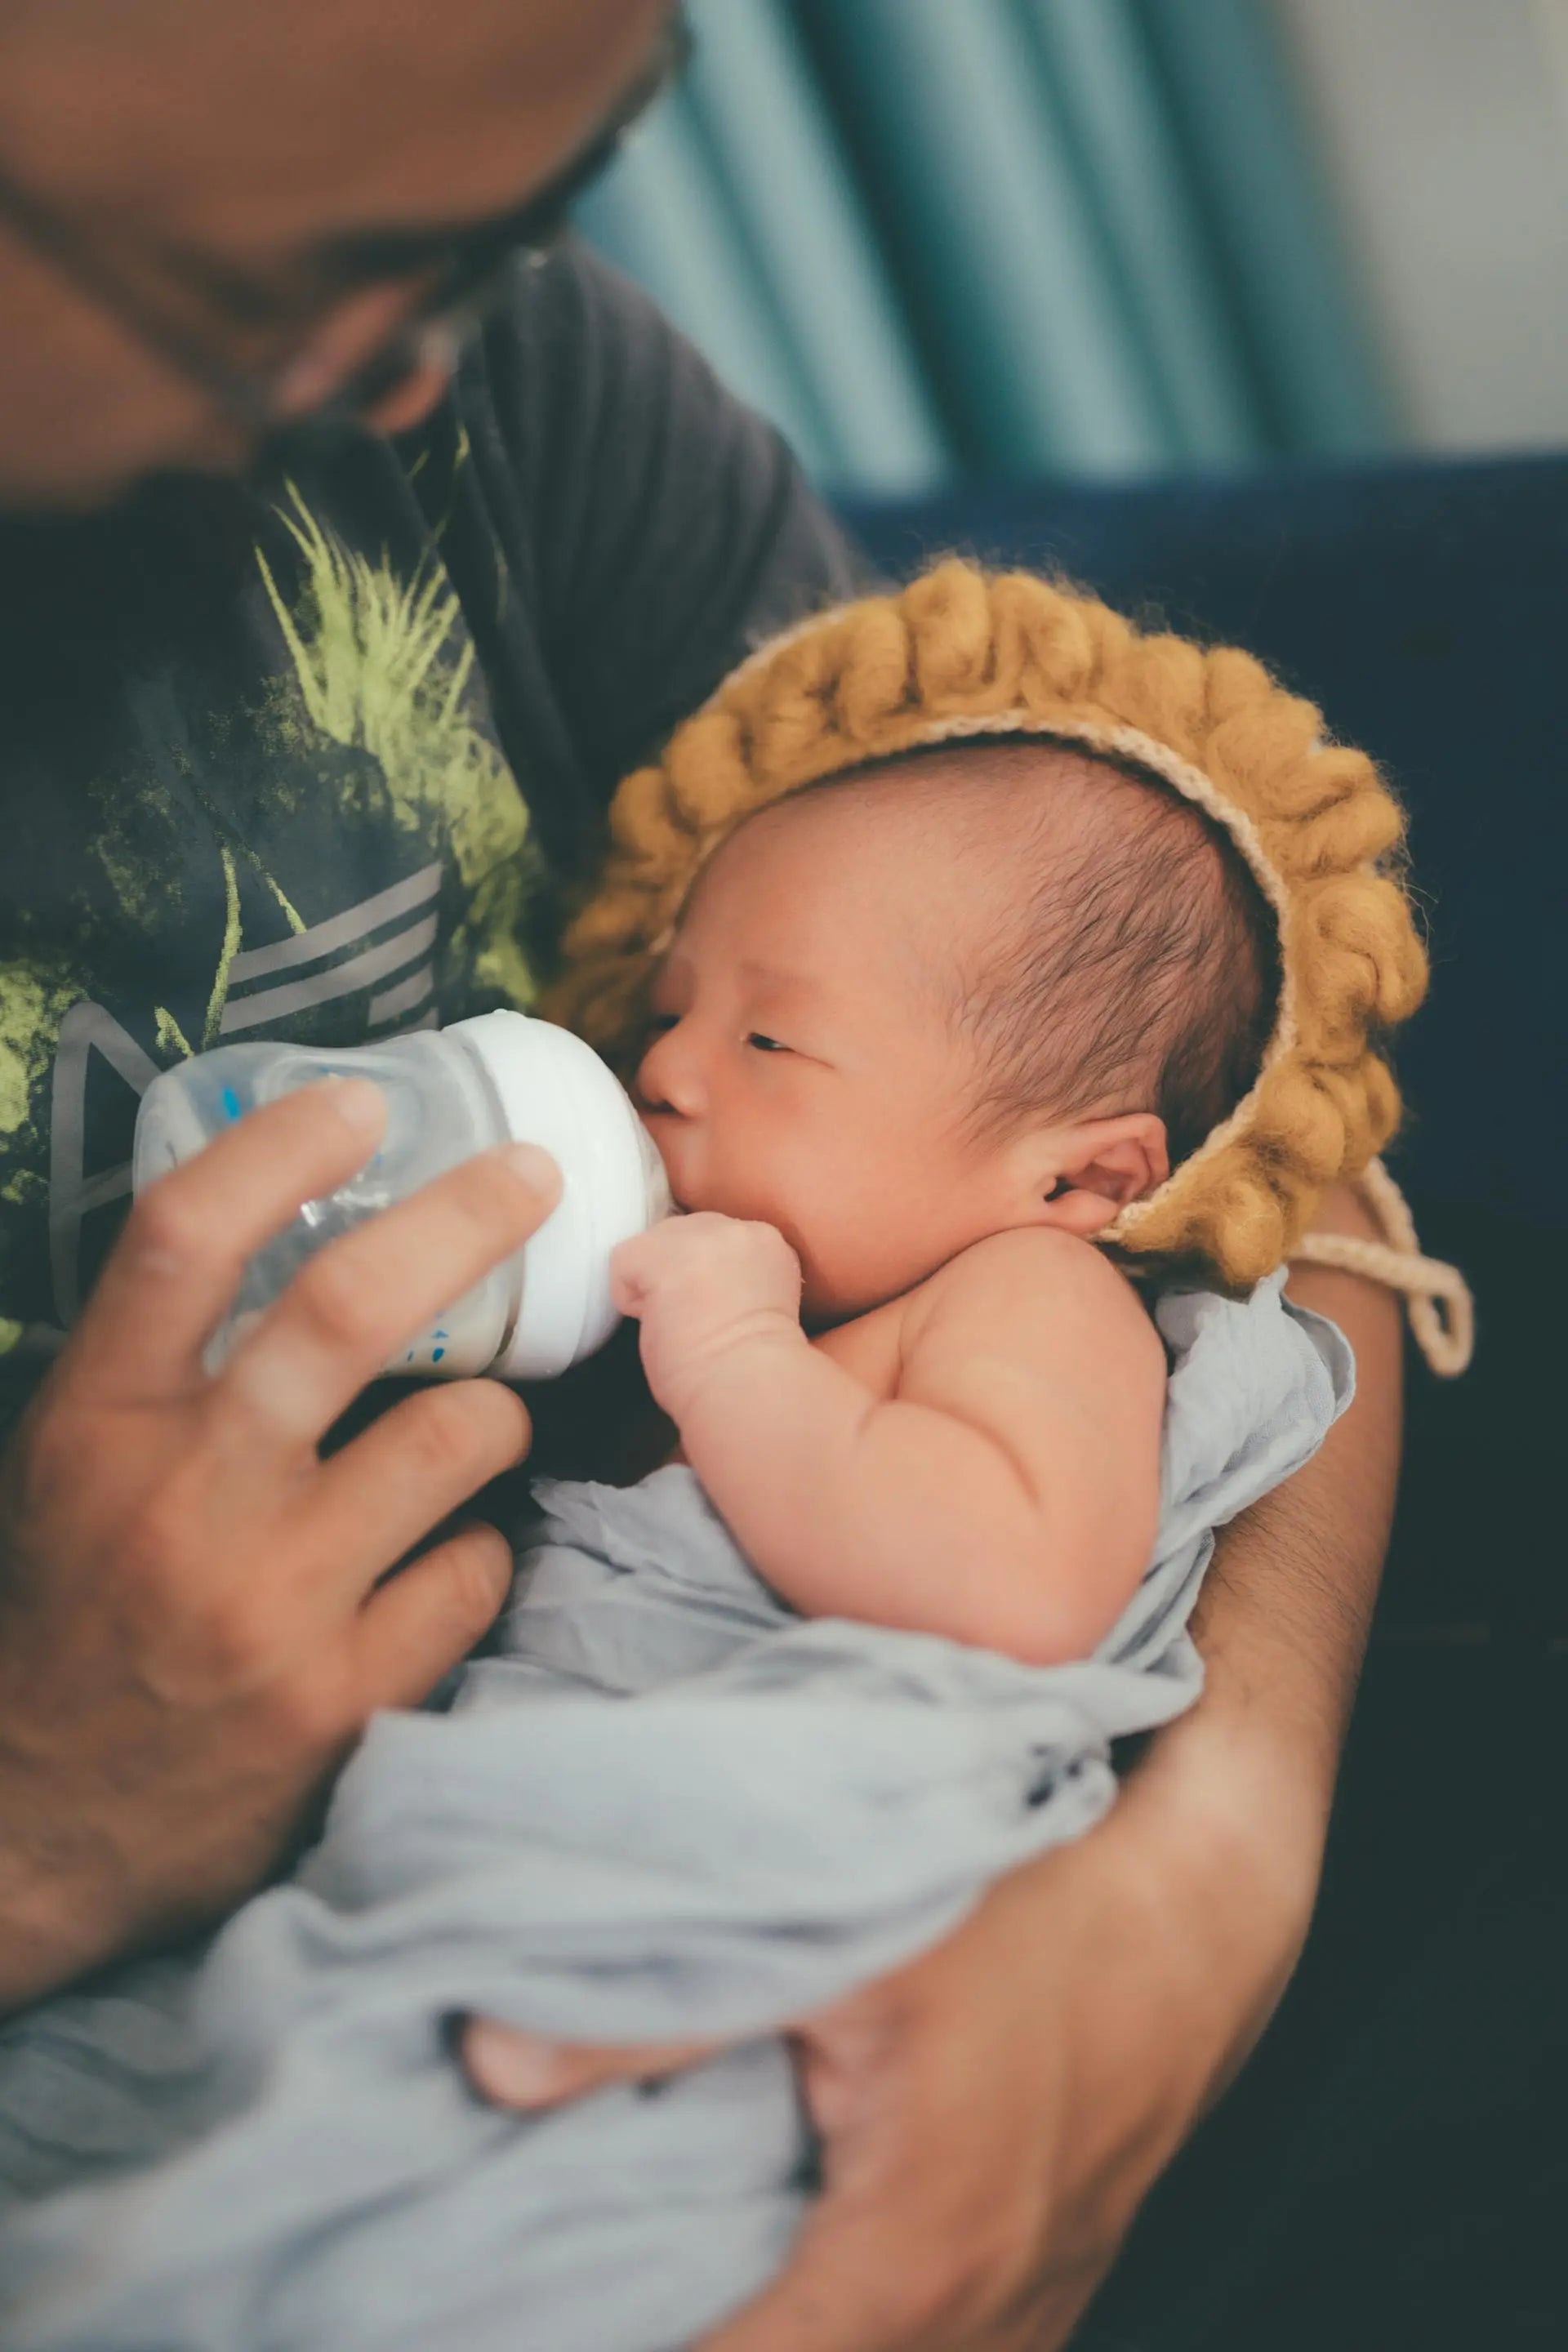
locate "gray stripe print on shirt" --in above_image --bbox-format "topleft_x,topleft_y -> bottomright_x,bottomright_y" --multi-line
219,862 -> 442,1036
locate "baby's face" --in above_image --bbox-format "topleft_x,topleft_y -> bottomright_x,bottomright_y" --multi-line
635,788 -> 1022,1325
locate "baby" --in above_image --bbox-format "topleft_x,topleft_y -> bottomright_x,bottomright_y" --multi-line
608,735 -> 1276,1663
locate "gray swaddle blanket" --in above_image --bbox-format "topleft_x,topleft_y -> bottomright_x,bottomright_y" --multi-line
0,1276 -> 1349,2352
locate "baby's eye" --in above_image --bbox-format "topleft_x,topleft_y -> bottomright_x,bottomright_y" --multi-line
746,1032 -> 790,1054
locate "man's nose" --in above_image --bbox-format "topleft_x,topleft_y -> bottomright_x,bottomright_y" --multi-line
635,1024 -> 705,1116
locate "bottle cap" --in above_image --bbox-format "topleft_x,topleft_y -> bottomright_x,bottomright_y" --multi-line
446,1012 -> 669,1379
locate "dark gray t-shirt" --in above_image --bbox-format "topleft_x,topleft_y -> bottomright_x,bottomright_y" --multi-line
0,244 -> 861,1430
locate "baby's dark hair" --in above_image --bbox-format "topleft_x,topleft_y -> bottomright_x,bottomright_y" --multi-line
822,738 -> 1280,1169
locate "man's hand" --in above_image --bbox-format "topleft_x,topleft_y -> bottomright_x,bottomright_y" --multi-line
0,1079 -> 560,2014
612,1211 -> 804,1425
465,1722 -> 1318,2352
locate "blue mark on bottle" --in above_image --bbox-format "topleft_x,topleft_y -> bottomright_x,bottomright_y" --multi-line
220,1085 -> 242,1122
431,1347 -> 446,1365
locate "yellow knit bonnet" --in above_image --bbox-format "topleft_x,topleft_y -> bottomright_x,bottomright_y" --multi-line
548,559 -> 1472,1375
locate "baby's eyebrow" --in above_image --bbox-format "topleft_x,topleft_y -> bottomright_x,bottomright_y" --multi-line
737,959 -> 821,1000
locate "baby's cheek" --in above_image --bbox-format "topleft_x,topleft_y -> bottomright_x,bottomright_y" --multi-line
794,1214 -> 904,1324
688,1137 -> 868,1313
813,1183 -> 972,1319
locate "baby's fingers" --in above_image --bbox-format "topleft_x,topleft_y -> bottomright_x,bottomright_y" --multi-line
608,1233 -> 657,1318
463,2020 -> 721,2109
609,1214 -> 708,1311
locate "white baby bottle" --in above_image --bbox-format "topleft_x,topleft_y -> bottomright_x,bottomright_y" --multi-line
131,1013 -> 670,1381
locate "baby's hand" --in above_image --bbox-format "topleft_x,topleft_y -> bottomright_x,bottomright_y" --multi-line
610,1212 -> 804,1424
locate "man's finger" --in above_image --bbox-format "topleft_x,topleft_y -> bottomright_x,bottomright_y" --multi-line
354,1521 -> 516,1710
700,2181 -> 1059,2352
701,2188 -> 942,2352
463,2021 -> 720,2109
703,2207 -> 1085,2352
65,1079 -> 389,1398
215,1144 -> 560,1449
701,1984 -> 1059,2352
296,1379 -> 531,1606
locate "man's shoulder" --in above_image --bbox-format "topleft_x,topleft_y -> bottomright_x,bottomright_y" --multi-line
434,238 -> 807,549
421,239 -> 866,802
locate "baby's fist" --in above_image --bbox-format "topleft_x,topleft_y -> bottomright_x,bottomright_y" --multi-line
611,1213 -> 804,1422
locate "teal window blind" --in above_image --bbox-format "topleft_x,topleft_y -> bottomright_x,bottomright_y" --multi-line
577,0 -> 1396,492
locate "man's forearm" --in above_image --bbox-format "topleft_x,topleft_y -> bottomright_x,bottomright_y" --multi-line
1138,1181 -> 1404,1921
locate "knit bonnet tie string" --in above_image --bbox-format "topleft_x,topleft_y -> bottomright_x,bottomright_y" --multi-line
1292,1158 -> 1475,1377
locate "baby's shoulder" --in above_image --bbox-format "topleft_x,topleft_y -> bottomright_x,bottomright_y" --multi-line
928,1224 -> 1138,1303
906,1227 -> 1160,1361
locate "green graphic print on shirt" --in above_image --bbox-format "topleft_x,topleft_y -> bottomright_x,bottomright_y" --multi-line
0,481 -> 541,1392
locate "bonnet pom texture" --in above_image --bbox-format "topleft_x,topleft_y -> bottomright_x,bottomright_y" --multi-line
549,561 -> 1471,1373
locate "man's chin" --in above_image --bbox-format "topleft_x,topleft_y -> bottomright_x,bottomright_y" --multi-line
0,433 -> 249,518
0,461 -> 139,518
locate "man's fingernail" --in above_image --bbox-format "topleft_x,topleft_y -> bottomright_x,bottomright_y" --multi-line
324,1078 -> 386,1134
470,2024 -> 566,2104
501,1143 -> 562,1198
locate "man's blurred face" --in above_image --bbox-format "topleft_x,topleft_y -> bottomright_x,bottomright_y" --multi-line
0,0 -> 672,507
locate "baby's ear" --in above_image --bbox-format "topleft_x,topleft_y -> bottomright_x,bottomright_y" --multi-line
1018,1113 -> 1169,1239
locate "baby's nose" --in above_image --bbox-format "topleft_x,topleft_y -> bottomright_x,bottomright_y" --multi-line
635,1024 -> 705,1118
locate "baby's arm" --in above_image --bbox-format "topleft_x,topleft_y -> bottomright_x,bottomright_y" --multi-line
612,1216 -> 1166,1664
